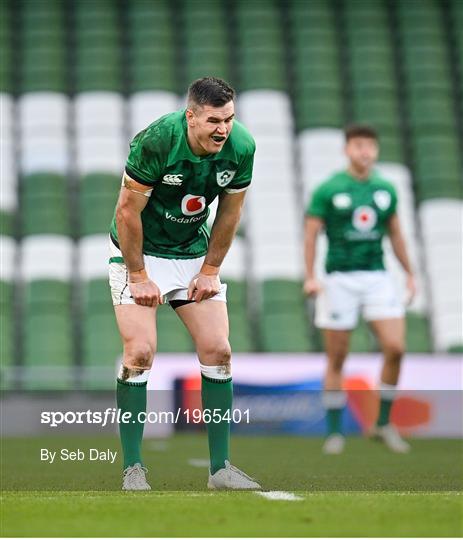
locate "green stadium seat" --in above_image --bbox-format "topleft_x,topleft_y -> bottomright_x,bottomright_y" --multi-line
226,279 -> 254,352
21,174 -> 70,236
23,279 -> 71,310
80,174 -> 119,236
0,210 -> 13,237
406,313 -> 432,353
259,280 -> 310,352
378,135 -> 404,163
297,95 -> 344,130
260,312 -> 310,352
0,281 -> 14,370
239,63 -> 286,92
23,305 -> 73,389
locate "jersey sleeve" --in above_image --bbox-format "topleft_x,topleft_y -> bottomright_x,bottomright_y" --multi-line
306,183 -> 330,219
124,129 -> 163,186
388,184 -> 398,217
225,143 -> 256,194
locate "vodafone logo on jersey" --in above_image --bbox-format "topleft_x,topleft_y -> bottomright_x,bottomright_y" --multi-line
352,206 -> 377,231
181,194 -> 206,216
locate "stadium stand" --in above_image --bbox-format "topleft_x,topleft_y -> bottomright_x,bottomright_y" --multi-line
1,0 -> 462,389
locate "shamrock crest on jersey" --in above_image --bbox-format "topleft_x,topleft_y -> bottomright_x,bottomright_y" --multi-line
217,170 -> 236,187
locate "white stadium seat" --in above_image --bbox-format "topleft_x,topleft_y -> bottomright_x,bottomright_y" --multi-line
19,92 -> 68,138
74,92 -> 124,136
0,93 -> 13,137
0,138 -> 17,211
129,91 -> 179,138
76,136 -> 125,176
298,128 -> 347,198
239,91 -> 300,280
21,235 -> 73,281
21,136 -> 69,175
238,91 -> 293,133
419,199 -> 463,350
78,234 -> 109,280
221,236 -> 246,280
0,235 -> 16,281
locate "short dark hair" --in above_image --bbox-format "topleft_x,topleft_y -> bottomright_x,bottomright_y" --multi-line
344,124 -> 378,142
187,77 -> 236,109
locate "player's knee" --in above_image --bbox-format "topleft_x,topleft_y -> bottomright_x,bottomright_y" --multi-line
199,340 -> 231,367
384,342 -> 404,360
124,341 -> 156,369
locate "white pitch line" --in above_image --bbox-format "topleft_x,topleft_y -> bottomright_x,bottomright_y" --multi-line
256,491 -> 304,501
188,458 -> 210,468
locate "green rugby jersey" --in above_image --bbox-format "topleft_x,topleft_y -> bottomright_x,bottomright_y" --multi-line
306,170 -> 398,273
110,109 -> 255,259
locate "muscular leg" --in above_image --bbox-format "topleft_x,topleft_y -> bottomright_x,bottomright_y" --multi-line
176,301 -> 231,473
369,318 -> 405,426
115,304 -> 157,468
324,329 -> 351,390
323,329 -> 351,436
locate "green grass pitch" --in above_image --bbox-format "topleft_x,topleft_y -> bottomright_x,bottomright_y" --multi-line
1,434 -> 462,537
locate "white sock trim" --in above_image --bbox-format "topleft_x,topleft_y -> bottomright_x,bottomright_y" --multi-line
379,382 -> 397,401
200,363 -> 231,380
118,365 -> 151,384
322,390 -> 347,409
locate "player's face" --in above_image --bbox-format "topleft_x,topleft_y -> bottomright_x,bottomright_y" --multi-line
186,101 -> 235,156
345,137 -> 379,172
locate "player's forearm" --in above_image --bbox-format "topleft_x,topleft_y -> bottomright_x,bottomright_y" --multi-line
304,218 -> 321,279
390,233 -> 413,275
115,206 -> 145,276
304,234 -> 317,279
203,210 -> 241,274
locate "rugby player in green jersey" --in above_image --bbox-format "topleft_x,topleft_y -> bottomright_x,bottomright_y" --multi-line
109,77 -> 260,490
304,125 -> 417,455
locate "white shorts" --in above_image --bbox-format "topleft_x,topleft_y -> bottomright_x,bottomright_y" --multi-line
108,238 -> 227,306
315,271 -> 404,330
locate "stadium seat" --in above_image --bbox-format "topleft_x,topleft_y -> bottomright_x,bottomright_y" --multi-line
21,173 -> 70,236
78,234 -> 121,388
419,200 -> 463,351
128,92 -> 179,138
18,92 -> 68,138
79,173 -> 119,236
0,115 -> 16,235
0,235 -> 16,388
221,238 -> 255,352
20,235 -> 74,388
298,129 -> 346,199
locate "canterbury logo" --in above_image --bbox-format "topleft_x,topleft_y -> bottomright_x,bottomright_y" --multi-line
162,174 -> 183,186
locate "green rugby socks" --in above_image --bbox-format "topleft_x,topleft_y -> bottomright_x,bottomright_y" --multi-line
377,382 -> 396,427
200,364 -> 233,475
323,390 -> 347,436
117,369 -> 150,469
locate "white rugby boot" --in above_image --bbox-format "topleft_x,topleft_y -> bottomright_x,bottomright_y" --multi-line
371,424 -> 411,454
122,463 -> 151,491
322,433 -> 346,455
207,460 -> 261,490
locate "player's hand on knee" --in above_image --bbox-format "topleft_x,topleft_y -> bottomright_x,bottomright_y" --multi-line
303,277 -> 322,297
128,269 -> 163,307
188,274 -> 221,302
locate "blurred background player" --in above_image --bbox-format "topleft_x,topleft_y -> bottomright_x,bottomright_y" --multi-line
304,125 -> 417,455
110,77 -> 260,490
